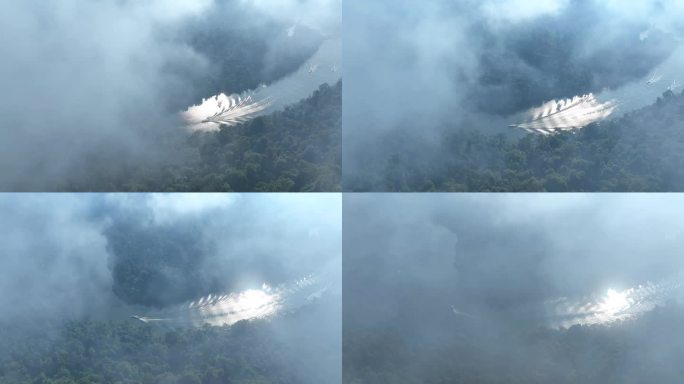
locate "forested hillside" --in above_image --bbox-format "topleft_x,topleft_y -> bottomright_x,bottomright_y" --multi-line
344,304 -> 684,384
176,1 -> 323,105
346,90 -> 684,192
0,304 -> 338,384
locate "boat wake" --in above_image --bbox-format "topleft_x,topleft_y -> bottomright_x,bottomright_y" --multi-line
131,274 -> 330,327
181,37 -> 341,133
182,90 -> 273,132
510,94 -> 618,135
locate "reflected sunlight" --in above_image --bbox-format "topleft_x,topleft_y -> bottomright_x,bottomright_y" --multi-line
598,288 -> 630,315
133,274 -> 328,327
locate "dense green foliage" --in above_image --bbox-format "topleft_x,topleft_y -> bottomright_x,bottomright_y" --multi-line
0,315 -> 330,384
346,90 -> 684,192
104,219 -> 217,308
344,304 -> 684,384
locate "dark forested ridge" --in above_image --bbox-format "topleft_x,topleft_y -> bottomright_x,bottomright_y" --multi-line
104,218 -> 216,308
346,90 -> 684,192
62,81 -> 341,192
177,4 -> 322,105
468,3 -> 676,116
0,303 -> 338,384
344,304 -> 684,384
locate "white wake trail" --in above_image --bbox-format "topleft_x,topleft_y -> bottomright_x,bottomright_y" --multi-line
510,93 -> 618,135
131,274 -> 329,327
180,37 -> 341,133
182,90 -> 273,132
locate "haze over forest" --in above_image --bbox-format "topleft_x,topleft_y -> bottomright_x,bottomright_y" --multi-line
4,1 -> 684,383
0,0 -> 341,192
0,194 -> 341,384
344,0 -> 684,192
344,194 -> 684,383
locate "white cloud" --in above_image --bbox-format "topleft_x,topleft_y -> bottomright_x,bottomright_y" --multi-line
482,0 -> 569,23
149,193 -> 237,223
143,0 -> 214,23
596,0 -> 684,36
104,193 -> 237,224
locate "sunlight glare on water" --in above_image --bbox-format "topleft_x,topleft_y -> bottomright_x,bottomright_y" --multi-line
193,287 -> 280,326
133,274 -> 328,327
546,274 -> 684,329
180,38 -> 341,133
598,288 -> 630,315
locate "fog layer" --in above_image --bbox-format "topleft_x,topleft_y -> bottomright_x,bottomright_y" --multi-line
344,194 -> 684,383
